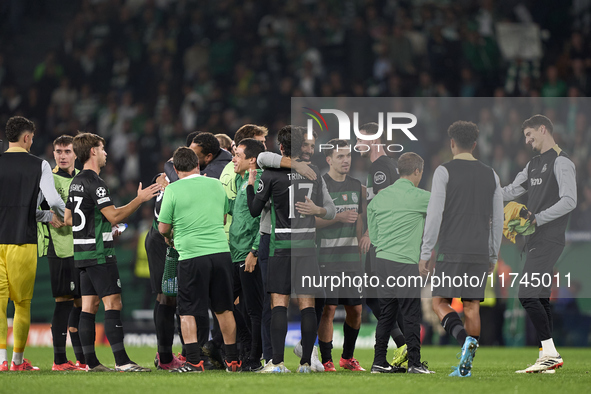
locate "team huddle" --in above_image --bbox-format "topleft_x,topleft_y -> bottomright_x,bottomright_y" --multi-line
0,114 -> 576,376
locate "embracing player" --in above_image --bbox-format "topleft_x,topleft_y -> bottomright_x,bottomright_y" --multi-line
315,139 -> 365,372
248,126 -> 335,373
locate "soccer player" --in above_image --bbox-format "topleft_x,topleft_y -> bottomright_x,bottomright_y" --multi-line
315,139 -> 365,372
158,147 -> 241,373
45,135 -> 86,371
419,121 -> 503,377
191,132 -> 232,179
65,133 -> 159,372
502,115 -> 576,373
215,133 -> 234,153
145,170 -> 184,370
248,126 -> 333,373
229,138 -> 266,371
369,152 -> 433,374
256,129 -> 335,371
0,116 -> 66,371
356,122 -> 407,365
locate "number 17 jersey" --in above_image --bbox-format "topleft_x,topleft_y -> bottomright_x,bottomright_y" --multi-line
66,169 -> 116,267
253,165 -> 323,257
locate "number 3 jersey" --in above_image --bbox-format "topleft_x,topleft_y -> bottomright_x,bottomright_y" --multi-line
249,165 -> 323,257
66,169 -> 116,267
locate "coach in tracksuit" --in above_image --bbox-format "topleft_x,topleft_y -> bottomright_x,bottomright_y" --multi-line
503,115 -> 576,374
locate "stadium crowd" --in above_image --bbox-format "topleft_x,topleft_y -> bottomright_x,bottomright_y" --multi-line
1,1 -> 590,207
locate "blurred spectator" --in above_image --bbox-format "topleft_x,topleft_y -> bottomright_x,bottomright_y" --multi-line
50,77 -> 77,112
0,0 -> 587,216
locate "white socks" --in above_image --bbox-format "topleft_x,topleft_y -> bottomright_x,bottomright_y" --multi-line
541,339 -> 559,357
12,351 -> 23,365
0,348 -> 6,363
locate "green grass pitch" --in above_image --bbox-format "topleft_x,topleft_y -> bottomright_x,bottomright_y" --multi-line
2,346 -> 590,394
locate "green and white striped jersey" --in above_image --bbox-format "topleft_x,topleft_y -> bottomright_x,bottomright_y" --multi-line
317,173 -> 362,272
66,170 -> 116,267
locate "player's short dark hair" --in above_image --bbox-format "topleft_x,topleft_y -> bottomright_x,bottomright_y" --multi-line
323,139 -> 349,157
5,116 -> 36,142
447,121 -> 479,150
238,138 -> 265,160
522,114 -> 554,135
234,124 -> 268,145
359,122 -> 382,144
73,132 -> 105,165
215,133 -> 233,151
277,125 -> 292,157
192,132 -> 220,156
53,135 -> 74,148
398,152 -> 424,176
291,126 -> 309,158
173,146 -> 199,172
186,131 -> 202,147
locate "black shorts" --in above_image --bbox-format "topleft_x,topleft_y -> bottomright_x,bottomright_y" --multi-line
48,255 -> 81,299
267,255 -> 322,296
80,262 -> 122,298
519,239 -> 565,299
431,261 -> 488,302
321,270 -> 363,306
177,252 -> 234,316
375,259 -> 422,299
364,246 -> 379,299
145,226 -> 168,294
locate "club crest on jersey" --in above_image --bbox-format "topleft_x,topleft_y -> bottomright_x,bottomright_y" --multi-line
96,187 -> 107,198
374,171 -> 386,185
541,164 -> 547,173
342,194 -> 348,201
257,180 -> 264,193
352,192 -> 358,203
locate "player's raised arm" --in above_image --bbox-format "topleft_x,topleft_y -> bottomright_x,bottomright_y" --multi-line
101,182 -> 161,225
257,151 -> 317,180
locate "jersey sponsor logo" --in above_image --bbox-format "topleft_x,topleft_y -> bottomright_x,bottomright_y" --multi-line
352,192 -> 358,203
96,187 -> 107,198
342,194 -> 348,201
97,197 -> 110,204
70,184 -> 84,192
257,180 -> 264,193
541,164 -> 547,173
374,171 -> 386,185
530,178 -> 543,186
